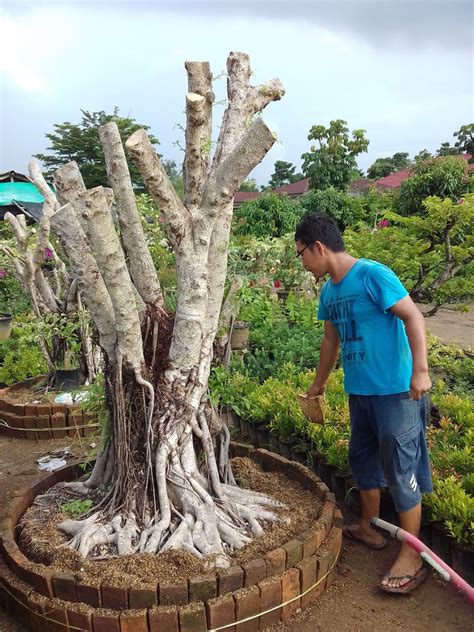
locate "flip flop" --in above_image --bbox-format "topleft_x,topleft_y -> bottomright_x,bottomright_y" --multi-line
379,564 -> 429,595
342,525 -> 388,550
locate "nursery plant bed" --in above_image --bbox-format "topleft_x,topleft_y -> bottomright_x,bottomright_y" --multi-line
0,442 -> 343,631
0,377 -> 97,440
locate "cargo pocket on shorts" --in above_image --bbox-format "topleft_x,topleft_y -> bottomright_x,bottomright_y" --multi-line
395,424 -> 421,474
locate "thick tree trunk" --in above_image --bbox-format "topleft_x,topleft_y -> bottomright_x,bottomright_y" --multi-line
36,52 -> 285,564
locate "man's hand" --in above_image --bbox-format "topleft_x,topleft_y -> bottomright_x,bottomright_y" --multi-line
410,369 -> 431,400
307,381 -> 326,398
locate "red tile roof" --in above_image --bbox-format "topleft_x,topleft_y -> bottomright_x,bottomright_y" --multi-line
375,154 -> 472,189
272,178 -> 310,195
233,190 -> 261,205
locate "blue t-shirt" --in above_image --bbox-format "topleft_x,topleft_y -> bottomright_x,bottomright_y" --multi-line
317,259 -> 411,395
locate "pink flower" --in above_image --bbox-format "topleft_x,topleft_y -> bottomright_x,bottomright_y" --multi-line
43,247 -> 53,259
0,269 -> 6,279
377,219 -> 389,229
457,198 -> 465,205
258,277 -> 267,287
273,280 -> 282,289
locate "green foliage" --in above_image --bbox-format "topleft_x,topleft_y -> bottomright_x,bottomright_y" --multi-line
34,108 -> 159,190
268,161 -> 303,189
136,194 -> 177,291
0,315 -> 47,385
424,477 -> 474,546
60,498 -> 93,517
298,187 -> 365,229
0,226 -> 31,315
301,119 -> 369,191
239,179 -> 259,192
396,156 -> 468,216
37,311 -> 89,369
452,123 -> 474,158
233,193 -> 304,238
367,152 -> 412,180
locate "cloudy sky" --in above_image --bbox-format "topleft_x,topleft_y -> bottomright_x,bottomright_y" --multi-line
1,0 -> 472,186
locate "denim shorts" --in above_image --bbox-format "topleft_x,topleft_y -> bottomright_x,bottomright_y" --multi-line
348,392 -> 433,513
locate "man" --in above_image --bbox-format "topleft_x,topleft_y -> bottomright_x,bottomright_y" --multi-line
295,212 -> 432,594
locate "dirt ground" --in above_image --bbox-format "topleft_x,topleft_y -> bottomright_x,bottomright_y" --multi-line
0,304 -> 472,631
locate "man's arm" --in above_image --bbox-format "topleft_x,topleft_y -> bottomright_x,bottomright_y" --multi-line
390,295 -> 431,400
308,320 -> 340,396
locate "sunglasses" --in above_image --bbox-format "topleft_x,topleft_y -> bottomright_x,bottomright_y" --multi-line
296,242 -> 313,258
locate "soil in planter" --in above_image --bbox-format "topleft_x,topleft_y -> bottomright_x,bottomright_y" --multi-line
17,457 -> 323,589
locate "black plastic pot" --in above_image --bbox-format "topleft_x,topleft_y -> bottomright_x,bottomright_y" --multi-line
256,426 -> 270,450
239,418 -> 250,440
0,313 -> 13,341
268,434 -> 279,454
54,368 -> 80,392
379,490 -> 398,524
317,461 -> 333,488
431,524 -> 453,567
419,521 -> 433,549
278,439 -> 293,459
344,477 -> 361,511
291,447 -> 308,466
331,471 -> 348,502
451,543 -> 474,585
247,421 -> 257,445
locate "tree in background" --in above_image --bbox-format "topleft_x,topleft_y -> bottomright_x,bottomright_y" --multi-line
453,123 -> 474,161
233,193 -> 303,238
301,119 -> 369,191
396,156 -> 469,216
35,108 -> 159,190
268,160 -> 303,189
367,152 -> 412,180
298,188 -> 363,230
239,178 -> 259,192
414,149 -> 433,163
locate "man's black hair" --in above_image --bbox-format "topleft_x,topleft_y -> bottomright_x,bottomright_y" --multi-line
295,213 -> 345,252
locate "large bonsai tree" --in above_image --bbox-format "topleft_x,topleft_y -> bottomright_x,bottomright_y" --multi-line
29,53 -> 285,566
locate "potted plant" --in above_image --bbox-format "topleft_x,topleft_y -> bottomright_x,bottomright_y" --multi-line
0,313 -> 13,341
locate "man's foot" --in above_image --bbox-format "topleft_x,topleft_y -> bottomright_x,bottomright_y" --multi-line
343,524 -> 387,549
380,550 -> 426,591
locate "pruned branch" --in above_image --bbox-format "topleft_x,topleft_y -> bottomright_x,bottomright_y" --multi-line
50,203 -> 118,359
125,129 -> 188,246
99,121 -> 164,310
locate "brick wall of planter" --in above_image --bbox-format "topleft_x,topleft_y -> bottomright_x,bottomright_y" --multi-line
0,377 -> 97,440
0,444 -> 342,631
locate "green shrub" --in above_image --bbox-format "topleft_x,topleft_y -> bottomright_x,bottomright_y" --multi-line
298,187 -> 364,229
233,194 -> 305,238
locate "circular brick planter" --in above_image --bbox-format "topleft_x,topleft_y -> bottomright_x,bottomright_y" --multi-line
0,376 -> 97,440
0,442 -> 342,631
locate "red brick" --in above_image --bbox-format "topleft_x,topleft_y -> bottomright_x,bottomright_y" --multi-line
93,612 -> 121,632
296,556 -> 319,607
179,602 -> 207,632
42,604 -> 69,632
300,527 -> 324,558
229,442 -> 254,459
258,576 -> 282,628
129,585 -> 157,609
206,594 -> 235,632
318,500 -> 335,537
50,412 -> 66,439
333,507 -> 344,528
258,449 -> 288,475
218,565 -> 244,595
9,415 -> 26,439
325,491 -> 336,504
325,526 -> 342,587
189,574 -> 217,602
264,548 -> 286,577
242,558 -> 266,586
281,569 -> 300,621
36,402 -> 51,415
233,585 -> 260,632
76,582 -> 101,607
316,552 -> 329,591
36,414 -> 52,438
22,415 -> 39,440
101,584 -> 129,609
67,410 -> 83,438
315,480 -> 329,498
24,403 -> 38,416
28,567 -> 55,597
282,539 -> 303,569
148,605 -> 179,631
67,607 -> 92,631
53,572 -> 77,602
120,609 -> 148,632
159,581 -> 188,606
